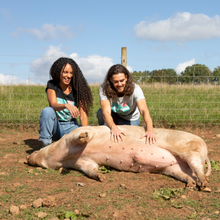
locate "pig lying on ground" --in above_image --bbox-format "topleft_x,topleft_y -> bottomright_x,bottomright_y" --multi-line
27,125 -> 211,189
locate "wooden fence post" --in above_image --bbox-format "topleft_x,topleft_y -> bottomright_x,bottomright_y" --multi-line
121,47 -> 127,67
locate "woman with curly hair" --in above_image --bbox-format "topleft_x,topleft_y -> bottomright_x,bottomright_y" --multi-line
38,57 -> 93,147
97,64 -> 156,144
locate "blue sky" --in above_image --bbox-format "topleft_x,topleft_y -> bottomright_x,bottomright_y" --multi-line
1,0 -> 220,84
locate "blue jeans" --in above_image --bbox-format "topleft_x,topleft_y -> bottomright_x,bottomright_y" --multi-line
38,107 -> 80,146
96,108 -> 140,126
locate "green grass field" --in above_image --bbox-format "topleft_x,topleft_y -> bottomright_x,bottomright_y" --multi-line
0,83 -> 220,128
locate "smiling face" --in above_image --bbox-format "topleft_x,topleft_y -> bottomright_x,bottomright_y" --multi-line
110,73 -> 127,94
59,63 -> 73,87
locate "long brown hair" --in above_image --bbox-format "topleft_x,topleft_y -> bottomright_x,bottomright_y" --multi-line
102,64 -> 134,99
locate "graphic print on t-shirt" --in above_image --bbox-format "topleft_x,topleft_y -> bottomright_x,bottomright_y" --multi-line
111,102 -> 131,116
56,97 -> 75,121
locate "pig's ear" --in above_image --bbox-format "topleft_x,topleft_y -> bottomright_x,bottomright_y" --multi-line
75,131 -> 93,144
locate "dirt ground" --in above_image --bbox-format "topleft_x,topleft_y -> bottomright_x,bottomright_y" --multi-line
0,126 -> 220,220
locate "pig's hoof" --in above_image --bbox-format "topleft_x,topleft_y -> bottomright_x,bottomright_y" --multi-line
186,180 -> 196,188
200,175 -> 209,189
59,167 -> 68,174
78,132 -> 89,143
97,173 -> 105,182
196,175 -> 209,189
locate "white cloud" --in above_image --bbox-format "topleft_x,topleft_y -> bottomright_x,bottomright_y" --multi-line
1,45 -> 133,85
0,73 -> 38,85
0,73 -> 29,85
126,66 -> 133,73
70,53 -> 119,83
30,45 -> 116,84
134,12 -> 220,42
11,24 -> 74,40
30,45 -> 66,83
175,58 -> 195,74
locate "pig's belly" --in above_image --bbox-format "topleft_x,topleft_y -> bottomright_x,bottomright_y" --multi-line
93,144 -> 184,173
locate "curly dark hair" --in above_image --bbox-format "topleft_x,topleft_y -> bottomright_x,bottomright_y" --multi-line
102,64 -> 134,99
49,57 -> 93,114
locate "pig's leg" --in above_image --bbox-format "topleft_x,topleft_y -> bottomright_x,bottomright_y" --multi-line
162,162 -> 197,188
163,140 -> 209,189
173,150 -> 209,188
73,158 -> 105,182
180,142 -> 209,188
184,156 -> 209,189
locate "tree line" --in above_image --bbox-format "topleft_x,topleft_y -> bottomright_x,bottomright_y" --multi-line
131,64 -> 220,84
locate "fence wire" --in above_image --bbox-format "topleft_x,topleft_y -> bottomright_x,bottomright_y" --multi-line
0,62 -> 220,127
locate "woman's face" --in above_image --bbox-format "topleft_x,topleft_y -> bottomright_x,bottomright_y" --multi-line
59,63 -> 73,86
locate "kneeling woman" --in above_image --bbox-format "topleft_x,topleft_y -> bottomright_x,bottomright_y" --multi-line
38,57 -> 93,147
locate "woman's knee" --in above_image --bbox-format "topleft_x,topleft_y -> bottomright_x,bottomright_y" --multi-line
40,107 -> 56,119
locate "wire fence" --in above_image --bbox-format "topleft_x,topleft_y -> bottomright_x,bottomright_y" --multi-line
0,60 -> 220,128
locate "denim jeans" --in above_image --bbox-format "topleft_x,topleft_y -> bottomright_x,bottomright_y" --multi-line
96,108 -> 140,126
38,107 -> 80,146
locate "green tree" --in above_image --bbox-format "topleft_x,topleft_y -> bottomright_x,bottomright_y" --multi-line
149,70 -> 164,83
179,64 -> 212,84
161,69 -> 178,84
131,70 -> 150,83
213,66 -> 220,83
149,69 -> 177,84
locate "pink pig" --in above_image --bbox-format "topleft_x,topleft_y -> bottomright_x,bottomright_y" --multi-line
27,125 -> 211,189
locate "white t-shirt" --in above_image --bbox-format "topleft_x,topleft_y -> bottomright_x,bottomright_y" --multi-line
99,83 -> 145,120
